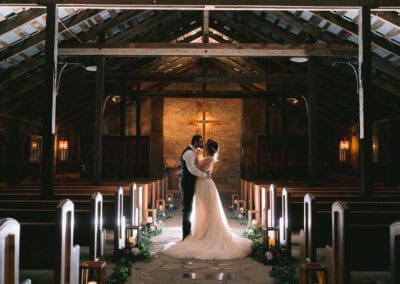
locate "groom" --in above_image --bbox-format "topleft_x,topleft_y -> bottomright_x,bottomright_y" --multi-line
179,135 -> 210,240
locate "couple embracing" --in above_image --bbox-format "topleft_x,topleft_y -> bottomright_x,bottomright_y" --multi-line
164,135 -> 252,260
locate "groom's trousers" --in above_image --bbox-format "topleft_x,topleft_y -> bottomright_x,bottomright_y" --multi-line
182,185 -> 195,240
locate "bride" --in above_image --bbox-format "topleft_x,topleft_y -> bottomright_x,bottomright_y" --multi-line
164,139 -> 252,260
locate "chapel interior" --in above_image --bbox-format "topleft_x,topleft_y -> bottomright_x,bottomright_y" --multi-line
0,2 -> 399,283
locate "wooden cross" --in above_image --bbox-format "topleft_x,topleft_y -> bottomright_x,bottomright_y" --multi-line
189,102 -> 220,140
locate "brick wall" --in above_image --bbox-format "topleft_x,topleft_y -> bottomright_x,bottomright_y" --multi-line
163,98 -> 242,189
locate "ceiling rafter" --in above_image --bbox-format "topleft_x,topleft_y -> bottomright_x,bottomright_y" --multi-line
1,0 -> 398,9
315,11 -> 400,57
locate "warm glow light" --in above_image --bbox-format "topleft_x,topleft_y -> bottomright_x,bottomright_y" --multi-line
268,237 -> 276,248
286,98 -> 299,105
32,141 -> 38,150
59,140 -> 68,150
289,57 -> 308,63
339,138 -> 350,150
339,137 -> 349,162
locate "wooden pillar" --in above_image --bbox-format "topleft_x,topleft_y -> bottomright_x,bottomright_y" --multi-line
93,56 -> 105,184
135,85 -> 142,177
387,118 -> 399,186
281,98 -> 289,178
150,97 -> 164,177
119,86 -> 127,179
358,7 -> 373,197
263,87 -> 270,177
307,57 -> 317,186
202,10 -> 209,43
42,4 -> 58,196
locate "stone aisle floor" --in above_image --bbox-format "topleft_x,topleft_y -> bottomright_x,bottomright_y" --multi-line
126,192 -> 274,284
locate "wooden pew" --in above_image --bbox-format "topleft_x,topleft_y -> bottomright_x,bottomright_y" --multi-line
0,218 -> 31,284
325,201 -> 398,284
390,221 -> 400,284
299,195 -> 400,265
281,188 -> 291,252
114,187 -> 126,255
90,192 -> 106,261
55,199 -> 80,284
299,193 -> 317,263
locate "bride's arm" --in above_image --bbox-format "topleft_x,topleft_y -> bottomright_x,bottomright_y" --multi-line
196,157 -> 213,173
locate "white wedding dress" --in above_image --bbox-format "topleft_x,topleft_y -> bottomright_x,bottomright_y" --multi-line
164,157 -> 252,260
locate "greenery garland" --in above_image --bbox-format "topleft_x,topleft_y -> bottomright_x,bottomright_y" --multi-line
240,226 -> 298,284
106,221 -> 163,284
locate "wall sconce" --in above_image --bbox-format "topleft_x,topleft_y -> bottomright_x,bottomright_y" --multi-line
30,135 -> 42,162
58,139 -> 69,161
339,137 -> 350,162
372,136 -> 379,163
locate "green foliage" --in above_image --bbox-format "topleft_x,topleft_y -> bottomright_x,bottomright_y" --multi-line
105,222 -> 163,283
269,246 -> 299,284
228,205 -> 248,226
240,226 -> 298,283
241,226 -> 263,243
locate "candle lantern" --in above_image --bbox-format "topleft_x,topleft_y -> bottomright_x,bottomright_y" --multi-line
231,194 -> 239,207
166,193 -> 173,204
80,260 -> 106,284
144,209 -> 157,224
237,200 -> 246,214
247,210 -> 259,227
156,199 -> 166,212
339,137 -> 350,162
263,227 -> 280,250
126,225 -> 142,247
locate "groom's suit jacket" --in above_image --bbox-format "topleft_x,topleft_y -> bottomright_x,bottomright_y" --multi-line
179,145 -> 206,192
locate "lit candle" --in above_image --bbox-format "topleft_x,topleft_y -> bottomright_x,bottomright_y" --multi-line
234,199 -> 238,204
269,237 -> 275,248
251,219 -> 257,227
167,197 -> 172,202
128,237 -> 136,244
158,205 -> 163,211
88,281 -> 97,284
147,216 -> 153,223
239,207 -> 244,214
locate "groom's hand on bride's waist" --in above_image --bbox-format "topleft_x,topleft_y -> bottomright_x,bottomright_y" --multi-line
206,172 -> 212,179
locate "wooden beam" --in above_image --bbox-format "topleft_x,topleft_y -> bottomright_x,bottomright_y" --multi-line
316,11 -> 400,57
104,73 -> 306,83
0,9 -> 102,62
93,55 -> 105,184
42,3 -> 57,197
202,10 -> 209,43
59,42 -> 357,57
0,8 -> 45,37
372,11 -> 400,29
133,90 -> 275,98
1,0 -> 398,9
358,6 -> 373,198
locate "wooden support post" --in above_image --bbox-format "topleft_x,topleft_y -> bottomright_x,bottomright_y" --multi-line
307,57 -> 318,187
135,85 -> 142,177
119,87 -> 127,179
42,3 -> 58,197
93,56 -> 105,184
359,6 -> 373,197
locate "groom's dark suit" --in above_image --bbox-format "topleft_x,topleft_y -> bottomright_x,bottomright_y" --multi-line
180,146 -> 196,240
180,145 -> 208,240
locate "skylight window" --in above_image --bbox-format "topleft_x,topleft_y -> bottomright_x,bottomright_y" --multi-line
300,11 -> 313,21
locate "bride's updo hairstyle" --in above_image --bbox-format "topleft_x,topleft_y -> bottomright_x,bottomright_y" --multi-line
205,139 -> 219,161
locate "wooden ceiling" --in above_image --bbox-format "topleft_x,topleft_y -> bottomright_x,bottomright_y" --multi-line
0,4 -> 399,128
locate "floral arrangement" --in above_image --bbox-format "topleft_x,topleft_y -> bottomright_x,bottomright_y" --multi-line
106,220 -> 163,283
228,204 -> 248,226
157,203 -> 174,220
240,226 -> 298,283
